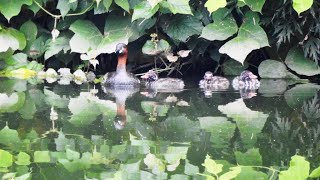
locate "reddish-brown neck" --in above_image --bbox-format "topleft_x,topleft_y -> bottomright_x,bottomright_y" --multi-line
116,103 -> 126,116
117,54 -> 127,71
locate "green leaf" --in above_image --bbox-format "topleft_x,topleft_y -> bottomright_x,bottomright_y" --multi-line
0,0 -> 32,21
57,0 -> 71,17
142,40 -> 170,55
20,20 -> 37,43
205,0 -> 227,13
16,152 -> 31,166
220,167 -> 241,180
238,0 -> 266,12
0,149 -> 13,168
45,35 -> 71,60
310,166 -> 320,178
219,12 -> 269,64
165,0 -> 193,15
285,47 -> 320,76
0,92 -> 25,113
103,0 -> 113,11
200,8 -> 238,41
279,155 -> 310,180
132,1 -> 159,21
258,60 -> 288,78
222,60 -> 248,75
29,35 -> 49,58
0,28 -> 26,52
69,20 -> 103,53
202,154 -> 223,175
114,0 -> 130,12
27,0 -> 45,14
292,0 -> 313,15
5,53 -> 28,67
161,15 -> 203,42
34,151 -> 51,163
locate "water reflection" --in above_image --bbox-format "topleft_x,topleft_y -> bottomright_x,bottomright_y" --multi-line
0,77 -> 319,179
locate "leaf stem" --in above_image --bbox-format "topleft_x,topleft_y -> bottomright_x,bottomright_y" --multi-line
32,0 -> 94,18
238,165 -> 280,172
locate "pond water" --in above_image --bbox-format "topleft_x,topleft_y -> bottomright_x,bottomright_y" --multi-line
0,77 -> 319,179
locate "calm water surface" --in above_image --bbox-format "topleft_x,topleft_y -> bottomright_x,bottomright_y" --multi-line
0,77 -> 319,179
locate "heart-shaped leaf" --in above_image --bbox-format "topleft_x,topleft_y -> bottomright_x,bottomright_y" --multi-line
205,0 -> 227,13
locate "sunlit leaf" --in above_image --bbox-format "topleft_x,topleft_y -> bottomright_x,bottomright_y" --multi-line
69,20 -> 103,53
205,0 -> 227,13
201,8 -> 238,41
164,146 -> 188,164
219,12 -> 269,64
202,154 -> 223,175
166,53 -> 179,62
165,0 -> 192,15
114,0 -> 130,12
132,1 -> 159,21
0,149 -> 13,168
34,151 -> 51,163
0,0 -> 32,21
285,47 -> 320,76
310,166 -> 320,178
16,152 -> 31,166
103,0 -> 113,11
220,167 -> 241,180
279,155 -> 310,180
144,153 -> 166,175
148,0 -> 162,8
0,28 -> 26,52
161,15 -> 203,42
292,0 -> 313,15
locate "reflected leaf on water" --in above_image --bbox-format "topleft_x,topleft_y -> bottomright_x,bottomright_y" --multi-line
218,99 -> 268,148
164,95 -> 178,103
176,100 -> 190,106
235,148 -> 262,166
68,92 -> 116,127
184,160 -> 199,175
0,126 -> 21,150
141,101 -> 169,118
18,92 -> 36,120
199,117 -> 236,149
0,79 -> 27,93
284,83 -> 320,109
302,94 -> 320,120
44,89 -> 69,108
34,151 -> 50,163
259,79 -> 287,97
15,152 -> 31,166
0,92 -> 25,113
164,146 -> 189,164
144,153 -> 166,175
235,167 -> 268,180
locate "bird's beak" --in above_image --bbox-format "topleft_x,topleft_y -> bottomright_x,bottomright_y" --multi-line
249,73 -> 258,79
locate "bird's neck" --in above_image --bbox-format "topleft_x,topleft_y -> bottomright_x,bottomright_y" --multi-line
117,54 -> 127,73
116,102 -> 126,117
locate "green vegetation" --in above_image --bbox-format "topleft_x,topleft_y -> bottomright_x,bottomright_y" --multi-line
0,0 -> 319,78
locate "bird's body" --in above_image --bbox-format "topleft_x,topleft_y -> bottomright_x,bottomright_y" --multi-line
141,70 -> 185,91
232,70 -> 260,90
102,43 -> 140,87
199,71 -> 230,90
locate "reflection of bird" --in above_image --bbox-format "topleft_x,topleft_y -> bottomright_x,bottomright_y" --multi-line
199,71 -> 230,90
102,43 -> 140,87
232,70 -> 260,90
102,86 -> 138,130
141,70 -> 185,90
